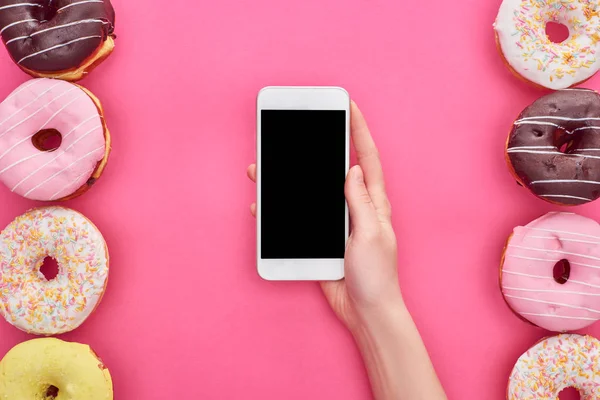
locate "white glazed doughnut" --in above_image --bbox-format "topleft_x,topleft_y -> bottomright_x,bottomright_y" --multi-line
494,0 -> 600,89
0,206 -> 109,335
508,334 -> 600,399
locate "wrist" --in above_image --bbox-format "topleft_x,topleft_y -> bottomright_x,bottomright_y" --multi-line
350,291 -> 408,339
348,294 -> 447,400
349,296 -> 422,400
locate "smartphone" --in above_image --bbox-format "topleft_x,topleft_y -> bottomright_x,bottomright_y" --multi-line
256,86 -> 350,281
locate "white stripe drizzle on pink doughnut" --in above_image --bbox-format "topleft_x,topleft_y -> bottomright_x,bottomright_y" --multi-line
0,79 -> 105,201
502,212 -> 600,332
9,120 -> 100,191
23,144 -> 104,198
0,91 -> 82,162
0,80 -> 62,131
0,114 -> 97,175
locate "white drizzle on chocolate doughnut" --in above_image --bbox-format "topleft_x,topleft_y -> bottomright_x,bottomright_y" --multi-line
0,0 -> 115,72
507,89 -> 600,206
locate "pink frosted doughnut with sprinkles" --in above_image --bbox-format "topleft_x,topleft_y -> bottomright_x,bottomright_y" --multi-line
501,212 -> 600,332
0,206 -> 109,335
0,78 -> 110,201
494,0 -> 600,89
508,334 -> 600,399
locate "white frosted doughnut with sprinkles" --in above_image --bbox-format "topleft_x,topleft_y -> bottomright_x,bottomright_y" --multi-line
0,78 -> 110,201
494,0 -> 600,89
0,206 -> 109,335
501,212 -> 600,332
508,334 -> 600,399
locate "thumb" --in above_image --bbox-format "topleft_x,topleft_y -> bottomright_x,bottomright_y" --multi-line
345,165 -> 378,233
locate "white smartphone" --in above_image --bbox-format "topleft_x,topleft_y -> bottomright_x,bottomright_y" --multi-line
256,86 -> 350,281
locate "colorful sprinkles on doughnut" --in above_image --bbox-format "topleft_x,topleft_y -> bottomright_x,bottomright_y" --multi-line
495,0 -> 600,89
508,334 -> 600,399
0,206 -> 109,335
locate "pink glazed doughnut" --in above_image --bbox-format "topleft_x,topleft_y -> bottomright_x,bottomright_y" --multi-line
0,78 -> 110,201
500,212 -> 600,332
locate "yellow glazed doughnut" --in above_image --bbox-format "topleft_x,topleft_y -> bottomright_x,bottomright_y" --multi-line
0,206 -> 109,335
0,338 -> 113,399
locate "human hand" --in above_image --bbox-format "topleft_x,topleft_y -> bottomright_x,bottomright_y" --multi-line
247,102 -> 402,331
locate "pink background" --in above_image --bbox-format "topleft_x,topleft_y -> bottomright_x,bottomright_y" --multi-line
0,0 -> 597,398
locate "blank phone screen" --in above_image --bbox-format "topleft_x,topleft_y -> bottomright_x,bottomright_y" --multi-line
261,110 -> 346,259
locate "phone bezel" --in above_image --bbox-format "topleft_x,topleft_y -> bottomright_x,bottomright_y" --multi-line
256,86 -> 349,281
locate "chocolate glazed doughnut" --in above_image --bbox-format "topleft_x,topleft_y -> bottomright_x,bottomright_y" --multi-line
506,88 -> 600,206
0,0 -> 115,81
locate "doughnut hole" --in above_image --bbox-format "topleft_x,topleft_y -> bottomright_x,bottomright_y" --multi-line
546,21 -> 570,43
45,385 -> 59,399
559,142 -> 571,153
554,130 -> 575,154
40,257 -> 59,281
553,259 -> 570,284
32,129 -> 62,152
558,387 -> 580,399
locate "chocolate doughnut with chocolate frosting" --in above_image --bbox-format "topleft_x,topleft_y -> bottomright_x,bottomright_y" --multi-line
506,88 -> 600,206
0,0 -> 115,81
